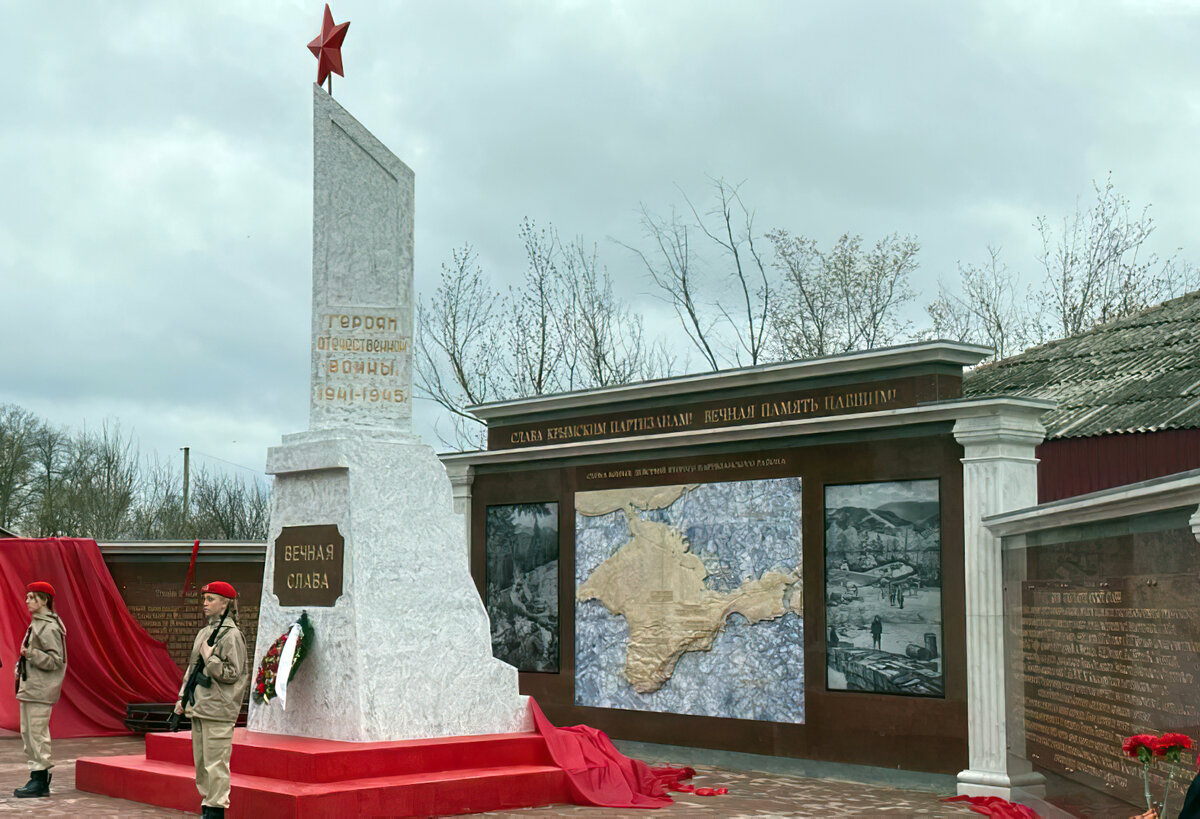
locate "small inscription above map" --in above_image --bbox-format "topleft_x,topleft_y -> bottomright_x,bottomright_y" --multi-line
575,477 -> 804,722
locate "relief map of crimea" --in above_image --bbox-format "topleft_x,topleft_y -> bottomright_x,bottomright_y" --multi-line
574,478 -> 805,722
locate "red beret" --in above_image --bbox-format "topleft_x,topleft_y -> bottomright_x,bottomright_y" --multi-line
27,581 -> 55,597
201,581 -> 237,599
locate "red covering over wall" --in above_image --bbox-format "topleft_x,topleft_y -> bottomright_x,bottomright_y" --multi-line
1037,429 -> 1200,502
0,538 -> 183,736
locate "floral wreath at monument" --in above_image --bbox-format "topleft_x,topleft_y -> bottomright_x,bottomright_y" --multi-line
253,611 -> 314,705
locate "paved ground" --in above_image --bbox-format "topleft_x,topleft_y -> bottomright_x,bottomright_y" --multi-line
477,764 -> 980,817
0,731 -> 983,818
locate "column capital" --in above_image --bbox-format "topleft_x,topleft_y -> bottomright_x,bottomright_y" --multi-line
442,460 -> 475,491
952,398 -> 1050,454
1191,506 -> 1200,544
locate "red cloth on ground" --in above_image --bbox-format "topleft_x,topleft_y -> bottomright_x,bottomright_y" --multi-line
943,794 -> 1042,819
529,698 -> 694,808
0,538 -> 183,737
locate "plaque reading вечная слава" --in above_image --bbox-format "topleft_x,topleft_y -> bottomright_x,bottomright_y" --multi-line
274,524 -> 344,607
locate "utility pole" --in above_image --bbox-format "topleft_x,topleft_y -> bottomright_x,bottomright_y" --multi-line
181,446 -> 190,521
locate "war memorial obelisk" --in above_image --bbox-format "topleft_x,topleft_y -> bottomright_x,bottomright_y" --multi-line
74,81 -> 569,819
248,84 -> 530,741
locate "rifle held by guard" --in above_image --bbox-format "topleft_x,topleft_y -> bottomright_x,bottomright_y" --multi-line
169,608 -> 228,731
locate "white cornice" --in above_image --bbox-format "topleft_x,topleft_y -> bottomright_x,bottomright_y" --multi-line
97,540 -> 266,558
466,341 -> 992,422
441,396 -> 1053,467
984,468 -> 1200,538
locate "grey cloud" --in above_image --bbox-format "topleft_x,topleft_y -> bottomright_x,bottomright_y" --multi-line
3,1 -> 1198,469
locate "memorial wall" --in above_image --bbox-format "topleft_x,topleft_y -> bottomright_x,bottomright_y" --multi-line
1013,522 -> 1200,809
471,432 -> 968,773
104,557 -> 264,670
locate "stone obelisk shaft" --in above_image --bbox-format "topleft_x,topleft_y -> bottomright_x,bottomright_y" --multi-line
308,84 -> 414,432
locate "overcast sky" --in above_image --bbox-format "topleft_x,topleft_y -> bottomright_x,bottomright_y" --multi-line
3,0 -> 1199,477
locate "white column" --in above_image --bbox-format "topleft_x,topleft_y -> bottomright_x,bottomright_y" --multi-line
953,400 -> 1050,799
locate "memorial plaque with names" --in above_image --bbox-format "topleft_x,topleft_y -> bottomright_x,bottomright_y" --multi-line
1019,530 -> 1200,809
274,524 -> 345,607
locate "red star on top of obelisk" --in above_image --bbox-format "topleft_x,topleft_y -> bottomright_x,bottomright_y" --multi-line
308,4 -> 350,91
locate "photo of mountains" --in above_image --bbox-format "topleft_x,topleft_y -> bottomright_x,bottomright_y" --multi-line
825,480 -> 944,697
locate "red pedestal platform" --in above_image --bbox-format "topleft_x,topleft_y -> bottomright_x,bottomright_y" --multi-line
76,728 -> 573,817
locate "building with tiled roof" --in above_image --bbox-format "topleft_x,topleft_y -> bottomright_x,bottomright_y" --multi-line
0,525 -> 17,538
964,289 -> 1200,501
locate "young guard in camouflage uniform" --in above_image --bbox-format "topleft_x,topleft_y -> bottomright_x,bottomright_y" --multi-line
13,580 -> 67,799
173,581 -> 248,819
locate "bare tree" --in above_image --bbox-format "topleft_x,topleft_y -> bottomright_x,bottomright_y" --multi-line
766,232 -> 840,358
3,403 -> 270,540
559,237 -> 674,389
768,231 -> 918,359
1037,174 -> 1199,336
188,468 -> 269,541
417,220 -> 675,449
625,206 -> 720,370
0,405 -> 40,530
26,423 -> 69,537
628,178 -> 774,369
415,244 -> 505,449
926,246 -> 1041,361
506,219 -> 567,398
687,179 -> 774,366
126,456 -> 189,539
857,234 -> 919,348
930,176 -> 1198,361
60,421 -> 139,540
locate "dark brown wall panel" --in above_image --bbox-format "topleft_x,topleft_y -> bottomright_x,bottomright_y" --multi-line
105,560 -> 264,671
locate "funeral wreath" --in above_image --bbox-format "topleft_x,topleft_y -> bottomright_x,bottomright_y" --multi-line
253,611 -> 314,705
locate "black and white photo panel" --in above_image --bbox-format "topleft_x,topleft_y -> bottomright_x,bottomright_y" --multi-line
825,480 -> 943,697
485,502 -> 559,673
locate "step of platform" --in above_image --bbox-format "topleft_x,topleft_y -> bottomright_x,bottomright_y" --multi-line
76,729 -> 574,818
144,729 -> 556,782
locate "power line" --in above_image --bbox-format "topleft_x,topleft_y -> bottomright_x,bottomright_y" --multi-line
190,450 -> 268,478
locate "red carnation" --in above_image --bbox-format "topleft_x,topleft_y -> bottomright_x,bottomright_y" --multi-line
1123,734 -> 1159,759
1155,733 -> 1193,760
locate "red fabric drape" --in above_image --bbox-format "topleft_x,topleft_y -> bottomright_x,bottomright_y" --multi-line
1,538 -> 183,737
530,698 -> 694,808
943,795 -> 1042,819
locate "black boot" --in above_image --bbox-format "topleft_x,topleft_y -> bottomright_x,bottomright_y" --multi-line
14,769 -> 49,798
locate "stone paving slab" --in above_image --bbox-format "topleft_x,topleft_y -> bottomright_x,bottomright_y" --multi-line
0,733 -> 977,817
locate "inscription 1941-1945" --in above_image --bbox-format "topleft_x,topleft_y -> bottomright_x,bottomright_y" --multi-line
274,524 -> 345,607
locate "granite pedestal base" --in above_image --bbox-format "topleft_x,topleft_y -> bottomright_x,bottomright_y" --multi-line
251,429 -> 530,741
76,728 -> 572,817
